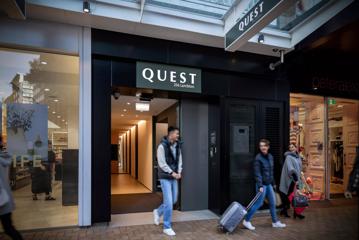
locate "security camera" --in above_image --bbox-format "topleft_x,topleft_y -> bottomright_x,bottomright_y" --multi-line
112,92 -> 120,100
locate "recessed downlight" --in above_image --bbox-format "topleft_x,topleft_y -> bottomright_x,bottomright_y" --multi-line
44,88 -> 50,92
54,99 -> 59,102
41,61 -> 47,65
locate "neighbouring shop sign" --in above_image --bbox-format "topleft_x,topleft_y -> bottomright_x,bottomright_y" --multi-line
225,0 -> 295,51
136,62 -> 202,93
328,99 -> 336,105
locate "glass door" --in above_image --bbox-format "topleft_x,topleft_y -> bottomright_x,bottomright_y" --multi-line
328,98 -> 359,198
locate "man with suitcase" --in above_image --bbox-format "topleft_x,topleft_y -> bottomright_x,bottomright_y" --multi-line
242,139 -> 286,230
153,126 -> 183,236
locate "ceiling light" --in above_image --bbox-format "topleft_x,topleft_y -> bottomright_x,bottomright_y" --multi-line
123,109 -> 127,112
258,34 -> 264,44
83,1 -> 90,13
127,102 -> 131,105
44,88 -> 50,92
57,116 -> 61,118
52,111 -> 56,114
136,102 -> 150,112
121,114 -> 124,117
41,61 -> 47,65
62,119 -> 65,122
54,99 -> 59,102
313,87 -> 318,90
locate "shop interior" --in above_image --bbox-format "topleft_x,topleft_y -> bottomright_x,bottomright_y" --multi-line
0,48 -> 79,230
290,93 -> 359,199
328,98 -> 359,196
111,90 -> 178,214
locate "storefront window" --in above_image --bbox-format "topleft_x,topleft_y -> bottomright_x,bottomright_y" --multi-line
290,94 -> 326,200
328,98 -> 359,197
0,48 -> 79,229
290,94 -> 359,200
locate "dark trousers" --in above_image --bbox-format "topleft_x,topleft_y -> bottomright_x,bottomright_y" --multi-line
0,213 -> 23,240
280,181 -> 295,211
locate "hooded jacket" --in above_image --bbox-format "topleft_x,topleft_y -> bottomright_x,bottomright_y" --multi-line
279,151 -> 302,195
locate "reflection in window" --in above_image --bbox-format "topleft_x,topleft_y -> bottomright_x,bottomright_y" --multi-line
0,48 -> 79,230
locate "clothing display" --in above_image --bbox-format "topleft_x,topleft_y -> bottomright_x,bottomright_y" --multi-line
331,141 -> 344,180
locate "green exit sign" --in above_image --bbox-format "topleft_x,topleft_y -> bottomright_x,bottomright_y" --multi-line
328,99 -> 336,105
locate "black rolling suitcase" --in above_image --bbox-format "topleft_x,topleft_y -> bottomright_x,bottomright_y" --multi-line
218,192 -> 262,233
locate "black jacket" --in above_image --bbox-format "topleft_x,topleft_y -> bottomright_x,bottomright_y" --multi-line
254,153 -> 275,187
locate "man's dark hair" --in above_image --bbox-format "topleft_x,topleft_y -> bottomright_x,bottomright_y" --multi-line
259,138 -> 270,146
168,126 -> 180,134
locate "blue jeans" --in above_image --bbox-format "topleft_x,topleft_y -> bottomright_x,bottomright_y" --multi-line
157,179 -> 178,229
245,184 -> 278,223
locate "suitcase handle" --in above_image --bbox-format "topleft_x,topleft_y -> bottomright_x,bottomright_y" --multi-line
246,191 -> 263,211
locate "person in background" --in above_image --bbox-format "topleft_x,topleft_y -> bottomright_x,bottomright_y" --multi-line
47,140 -> 56,182
279,143 -> 305,219
31,141 -> 56,201
0,136 -> 24,240
242,139 -> 286,230
153,126 -> 183,236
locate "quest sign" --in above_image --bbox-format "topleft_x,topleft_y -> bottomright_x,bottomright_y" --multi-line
136,62 -> 202,93
225,0 -> 295,51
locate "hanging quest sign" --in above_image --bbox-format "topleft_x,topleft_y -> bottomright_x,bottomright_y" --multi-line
136,62 -> 202,93
225,0 -> 294,51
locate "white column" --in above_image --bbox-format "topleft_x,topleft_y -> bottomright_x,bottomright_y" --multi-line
78,26 -> 92,226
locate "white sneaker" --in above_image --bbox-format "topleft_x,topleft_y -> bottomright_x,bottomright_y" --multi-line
272,221 -> 286,228
163,228 -> 176,236
153,209 -> 160,225
243,220 -> 255,230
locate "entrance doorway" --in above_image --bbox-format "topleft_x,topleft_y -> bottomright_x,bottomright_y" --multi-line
110,91 -> 178,214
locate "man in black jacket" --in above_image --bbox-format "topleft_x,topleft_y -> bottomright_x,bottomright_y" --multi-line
243,139 -> 286,230
153,126 -> 182,236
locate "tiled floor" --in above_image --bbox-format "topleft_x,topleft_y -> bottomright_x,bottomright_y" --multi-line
1,198 -> 357,240
111,174 -> 151,195
0,181 -> 77,231
110,210 -> 218,227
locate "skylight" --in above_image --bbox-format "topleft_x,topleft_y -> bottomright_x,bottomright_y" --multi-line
146,0 -> 236,19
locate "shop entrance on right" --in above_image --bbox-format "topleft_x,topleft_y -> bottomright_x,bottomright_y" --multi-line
290,93 -> 359,199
